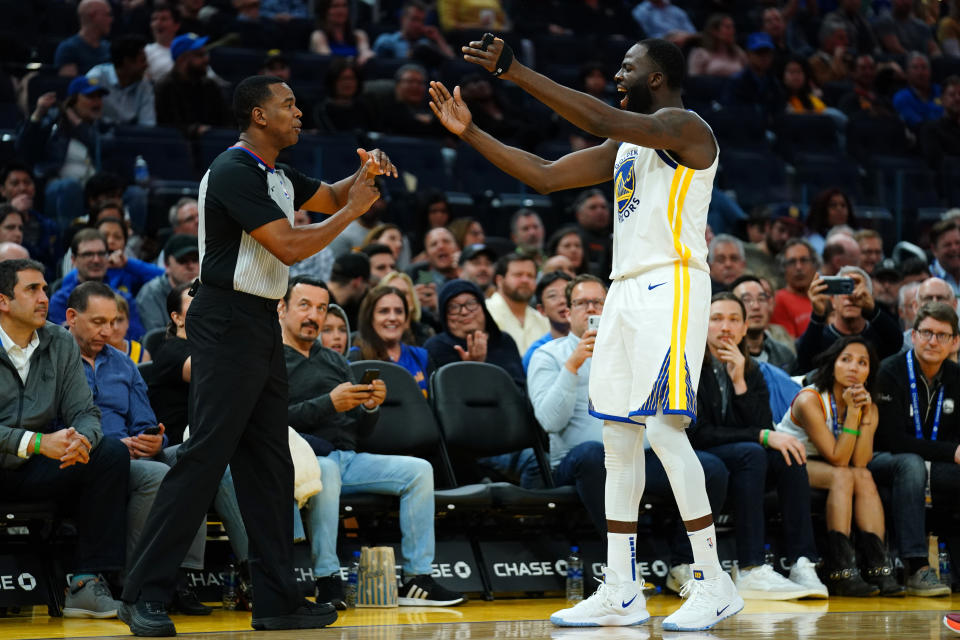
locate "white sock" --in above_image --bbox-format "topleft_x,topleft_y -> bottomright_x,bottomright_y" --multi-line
607,532 -> 639,584
688,524 -> 722,579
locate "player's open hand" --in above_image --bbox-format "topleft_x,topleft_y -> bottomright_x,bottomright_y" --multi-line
356,148 -> 398,178
462,35 -> 506,75
428,81 -> 472,136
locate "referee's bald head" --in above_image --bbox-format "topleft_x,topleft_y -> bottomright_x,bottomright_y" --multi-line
233,75 -> 287,131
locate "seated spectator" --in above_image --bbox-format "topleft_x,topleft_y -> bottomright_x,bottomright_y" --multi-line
328,189 -> 391,259
546,227 -> 587,276
364,222 -> 411,269
821,232 -> 862,275
55,0 -> 113,77
147,282 -> 193,443
509,208 -> 545,264
571,189 -> 612,277
526,274 -> 729,582
893,53 -> 944,129
437,0 -> 510,32
278,277 -> 465,608
309,0 -> 374,64
798,266 -> 903,372
86,35 -> 156,126
689,293 -> 825,599
632,0 -> 697,45
407,226 -> 460,289
361,244 -> 397,285
839,55 -> 899,117
381,270 -> 437,345
289,210 -> 336,283
900,277 -> 957,353
349,285 -> 433,396
0,163 -> 60,274
457,243 -> 496,297
744,207 -> 801,291
0,242 -> 29,262
327,252 -> 370,329
94,216 -> 164,297
111,294 -> 151,364
920,75 -> 960,170
724,33 -> 786,125
65,281 -> 209,614
872,302 -> 958,596
760,7 -> 794,78
856,229 -> 884,275
320,302 -> 350,356
828,0 -> 879,58
462,74 -> 550,151
375,64 -> 447,137
155,34 -> 232,138
425,279 -> 525,389
771,238 -> 821,338
805,188 -> 858,254
708,234 -> 747,293
259,0 -> 309,21
522,270 -> 571,371
0,206 -> 23,246
146,197 -> 200,266
486,253 -> 550,356
49,229 -> 145,340
785,57 -> 829,114
688,14 -> 747,78
224,0 -> 283,50
732,275 -> 797,372
16,79 -> 109,229
373,1 -> 455,63
872,259 -> 903,319
939,0 -> 960,57
929,219 -> 960,294
808,16 -> 854,88
136,234 -> 200,333
448,217 -> 486,251
0,258 -> 129,618
314,58 -> 372,134
145,3 -> 182,82
406,190 -> 453,260
876,0 -> 941,56
775,336 -> 902,596
259,51 -> 291,82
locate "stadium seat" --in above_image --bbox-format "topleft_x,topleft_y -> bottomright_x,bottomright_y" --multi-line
369,134 -> 453,192
142,328 -> 167,357
702,105 -> 768,151
454,144 -> 525,195
718,148 -> 787,208
196,128 -> 244,175
101,134 -> 195,182
684,75 -> 729,103
209,47 -> 268,84
287,52 -> 333,84
773,113 -> 840,162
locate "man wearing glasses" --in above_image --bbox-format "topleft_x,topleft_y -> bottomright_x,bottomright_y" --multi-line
48,228 -> 145,339
731,275 -> 796,373
872,301 -> 960,596
771,238 -> 820,339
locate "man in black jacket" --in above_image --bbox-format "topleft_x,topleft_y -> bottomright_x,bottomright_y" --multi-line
279,276 -> 465,609
690,292 -> 825,599
873,301 -> 960,595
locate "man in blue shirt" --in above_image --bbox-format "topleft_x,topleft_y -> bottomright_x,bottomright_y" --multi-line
55,0 -> 113,77
894,53 -> 943,129
632,0 -> 697,45
373,0 -> 454,62
526,274 -> 728,589
522,270 -> 571,372
66,281 -> 210,615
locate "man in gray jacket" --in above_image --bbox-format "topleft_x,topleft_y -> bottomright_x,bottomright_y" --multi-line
0,258 -> 129,618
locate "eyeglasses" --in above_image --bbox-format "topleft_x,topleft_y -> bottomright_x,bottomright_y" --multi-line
739,294 -> 769,306
77,250 -> 108,259
914,329 -> 955,344
447,300 -> 480,315
571,298 -> 604,310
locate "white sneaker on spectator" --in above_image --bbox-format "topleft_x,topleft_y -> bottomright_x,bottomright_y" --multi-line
788,557 -> 829,598
734,564 -> 812,600
666,564 -> 693,594
662,570 -> 743,632
550,568 -> 650,627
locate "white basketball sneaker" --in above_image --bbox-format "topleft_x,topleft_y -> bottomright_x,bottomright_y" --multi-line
662,569 -> 744,632
550,568 -> 650,627
788,557 -> 829,599
734,564 -> 813,600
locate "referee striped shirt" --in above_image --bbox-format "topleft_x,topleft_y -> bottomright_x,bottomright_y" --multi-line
197,146 -> 322,299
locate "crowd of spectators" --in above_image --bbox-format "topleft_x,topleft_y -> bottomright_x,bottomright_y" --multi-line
2,0 -> 960,616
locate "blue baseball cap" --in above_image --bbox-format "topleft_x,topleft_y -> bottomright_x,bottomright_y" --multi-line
746,32 -> 775,52
68,76 -> 109,97
171,33 -> 209,61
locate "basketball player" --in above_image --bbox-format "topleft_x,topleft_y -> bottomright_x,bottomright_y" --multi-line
430,38 -> 743,630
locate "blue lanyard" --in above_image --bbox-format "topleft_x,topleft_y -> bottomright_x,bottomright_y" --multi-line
828,393 -> 844,437
906,350 -> 942,441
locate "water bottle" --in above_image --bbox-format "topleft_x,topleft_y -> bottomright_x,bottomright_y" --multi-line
764,543 -> 777,569
939,543 -> 952,586
345,551 -> 360,608
566,546 -> 583,603
133,155 -> 150,187
222,560 -> 238,610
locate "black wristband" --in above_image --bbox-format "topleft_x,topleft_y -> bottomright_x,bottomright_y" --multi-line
480,32 -> 514,78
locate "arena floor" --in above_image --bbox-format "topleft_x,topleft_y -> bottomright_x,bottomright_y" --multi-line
1,594 -> 957,639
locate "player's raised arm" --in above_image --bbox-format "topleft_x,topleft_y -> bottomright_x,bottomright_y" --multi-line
462,36 -> 716,170
428,81 -> 616,194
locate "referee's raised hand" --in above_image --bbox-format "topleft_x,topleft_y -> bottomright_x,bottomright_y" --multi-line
346,158 -> 382,215
357,148 -> 399,178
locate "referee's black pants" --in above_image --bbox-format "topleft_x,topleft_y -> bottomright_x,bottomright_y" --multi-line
122,285 -> 301,617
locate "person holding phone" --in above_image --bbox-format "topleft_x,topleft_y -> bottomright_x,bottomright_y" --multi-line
278,276 -> 465,609
796,265 -> 903,372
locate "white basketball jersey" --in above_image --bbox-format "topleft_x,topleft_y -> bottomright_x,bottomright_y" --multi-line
610,132 -> 718,280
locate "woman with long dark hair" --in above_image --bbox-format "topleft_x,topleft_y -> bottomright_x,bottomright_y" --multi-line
805,188 -> 858,254
776,336 -> 903,596
146,282 -> 193,444
687,14 -> 747,77
546,226 -> 587,275
309,0 -> 374,64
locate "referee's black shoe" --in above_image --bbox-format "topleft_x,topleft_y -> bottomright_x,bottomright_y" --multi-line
119,600 -> 176,637
251,599 -> 338,630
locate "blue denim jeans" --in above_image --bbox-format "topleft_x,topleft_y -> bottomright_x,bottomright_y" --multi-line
868,451 -> 928,561
706,442 -> 818,566
307,450 -> 435,577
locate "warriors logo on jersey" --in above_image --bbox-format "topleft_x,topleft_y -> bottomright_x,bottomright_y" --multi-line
614,150 -> 638,223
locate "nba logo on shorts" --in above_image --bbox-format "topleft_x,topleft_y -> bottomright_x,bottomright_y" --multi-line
693,569 -> 704,580
707,537 -> 714,549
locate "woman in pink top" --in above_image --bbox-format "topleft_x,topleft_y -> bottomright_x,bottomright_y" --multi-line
688,14 -> 747,77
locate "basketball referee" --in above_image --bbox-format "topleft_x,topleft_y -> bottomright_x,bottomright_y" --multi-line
119,76 -> 394,636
